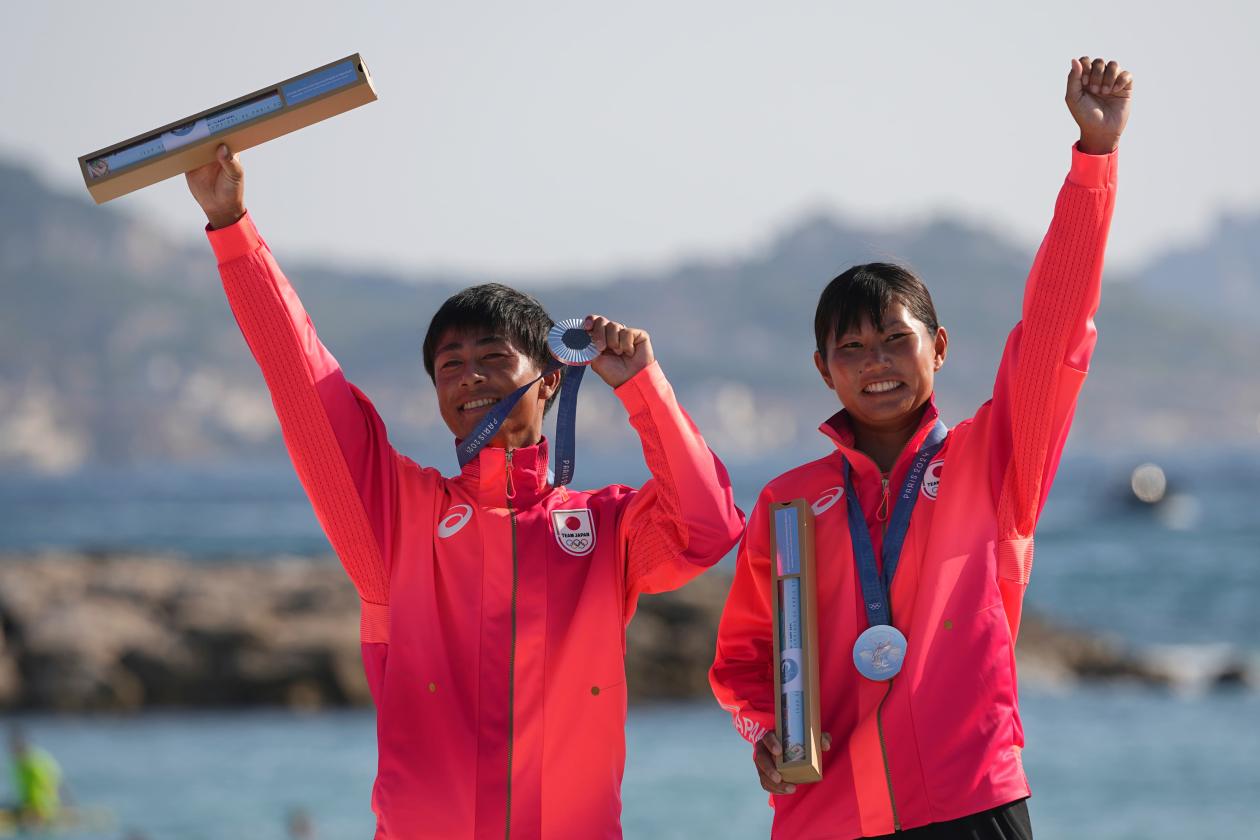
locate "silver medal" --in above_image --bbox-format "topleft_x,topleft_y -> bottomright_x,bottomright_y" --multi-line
852,624 -> 907,681
547,318 -> 600,366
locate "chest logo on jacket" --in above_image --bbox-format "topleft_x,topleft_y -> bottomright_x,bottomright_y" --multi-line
552,508 -> 596,556
437,504 -> 473,538
921,459 -> 944,500
811,486 -> 845,516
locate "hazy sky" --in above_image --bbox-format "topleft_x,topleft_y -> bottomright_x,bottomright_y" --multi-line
5,1 -> 1256,278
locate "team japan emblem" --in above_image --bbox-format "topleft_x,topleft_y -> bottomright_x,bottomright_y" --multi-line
921,459 -> 944,500
552,508 -> 596,556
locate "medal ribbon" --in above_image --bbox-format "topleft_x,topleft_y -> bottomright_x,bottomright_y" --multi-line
550,363 -> 584,486
455,360 -> 587,487
843,419 -> 948,629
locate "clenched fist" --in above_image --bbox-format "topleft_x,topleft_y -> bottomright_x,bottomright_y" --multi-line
1067,57 -> 1134,155
582,315 -> 655,389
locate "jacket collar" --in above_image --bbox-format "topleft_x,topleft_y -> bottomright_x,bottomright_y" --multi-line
457,437 -> 552,507
819,396 -> 942,486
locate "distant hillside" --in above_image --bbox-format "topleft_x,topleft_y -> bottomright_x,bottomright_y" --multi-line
1135,210 -> 1260,325
2,158 -> 1257,474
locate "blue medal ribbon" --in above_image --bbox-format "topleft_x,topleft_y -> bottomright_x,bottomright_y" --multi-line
550,363 -> 585,486
455,320 -> 595,487
843,419 -> 948,629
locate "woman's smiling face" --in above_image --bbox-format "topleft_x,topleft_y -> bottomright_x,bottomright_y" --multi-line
813,302 -> 948,430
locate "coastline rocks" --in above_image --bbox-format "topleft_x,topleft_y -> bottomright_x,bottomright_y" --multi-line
0,553 -> 1250,712
625,572 -> 731,702
1015,613 -> 1175,688
0,554 -> 366,711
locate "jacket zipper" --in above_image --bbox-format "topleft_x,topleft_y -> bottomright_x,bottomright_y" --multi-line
504,450 -> 518,840
878,476 -> 890,532
876,681 -> 900,830
874,472 -> 899,828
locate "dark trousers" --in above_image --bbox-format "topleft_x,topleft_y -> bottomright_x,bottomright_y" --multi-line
868,799 -> 1032,840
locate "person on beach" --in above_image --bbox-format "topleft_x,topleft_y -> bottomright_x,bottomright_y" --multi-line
185,146 -> 743,838
710,57 -> 1132,838
6,727 -> 63,827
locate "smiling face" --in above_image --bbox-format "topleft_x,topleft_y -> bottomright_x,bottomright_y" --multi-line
430,327 -> 560,449
813,302 -> 948,432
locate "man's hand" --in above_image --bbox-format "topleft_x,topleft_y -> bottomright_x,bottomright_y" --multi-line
1066,56 -> 1133,155
186,144 -> 246,229
584,315 -> 654,389
754,731 -> 831,795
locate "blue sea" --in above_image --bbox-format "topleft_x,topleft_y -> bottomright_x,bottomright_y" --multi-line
7,689 -> 1259,840
2,449 -> 1258,838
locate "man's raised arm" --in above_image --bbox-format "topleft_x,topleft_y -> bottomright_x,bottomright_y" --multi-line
188,145 -> 398,634
575,315 -> 744,613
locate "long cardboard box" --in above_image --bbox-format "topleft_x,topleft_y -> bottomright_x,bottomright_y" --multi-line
770,498 -> 824,784
79,54 -> 377,204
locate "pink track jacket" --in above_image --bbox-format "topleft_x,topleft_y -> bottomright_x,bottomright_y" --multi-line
710,145 -> 1118,838
207,215 -> 744,839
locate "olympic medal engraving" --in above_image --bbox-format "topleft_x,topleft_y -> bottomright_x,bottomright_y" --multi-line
547,318 -> 600,366
852,624 -> 908,681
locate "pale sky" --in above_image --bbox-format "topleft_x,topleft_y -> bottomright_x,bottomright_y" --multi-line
5,1 -> 1257,279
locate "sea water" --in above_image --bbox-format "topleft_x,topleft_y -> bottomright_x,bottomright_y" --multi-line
6,687 -> 1259,839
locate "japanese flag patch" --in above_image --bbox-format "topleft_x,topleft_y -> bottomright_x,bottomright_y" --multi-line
552,508 -> 596,556
921,459 -> 945,500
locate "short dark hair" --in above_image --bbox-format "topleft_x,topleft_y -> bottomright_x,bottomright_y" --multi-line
422,283 -> 560,405
814,262 -> 940,357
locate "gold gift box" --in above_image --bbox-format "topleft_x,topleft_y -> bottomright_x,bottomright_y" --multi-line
79,53 -> 377,204
769,498 -> 823,783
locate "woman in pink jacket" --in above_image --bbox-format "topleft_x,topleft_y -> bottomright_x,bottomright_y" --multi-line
185,148 -> 744,839
710,57 -> 1133,838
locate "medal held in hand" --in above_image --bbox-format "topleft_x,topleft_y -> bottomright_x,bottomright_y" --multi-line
769,498 -> 823,784
547,318 -> 601,366
544,318 -> 598,485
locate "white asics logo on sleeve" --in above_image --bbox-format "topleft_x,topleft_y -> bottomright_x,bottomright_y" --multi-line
437,504 -> 473,538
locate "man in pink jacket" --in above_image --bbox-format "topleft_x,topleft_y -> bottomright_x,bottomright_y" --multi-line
186,148 -> 744,839
710,57 -> 1132,838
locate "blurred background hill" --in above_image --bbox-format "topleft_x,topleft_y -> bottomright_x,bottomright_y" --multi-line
4,156 -> 1259,476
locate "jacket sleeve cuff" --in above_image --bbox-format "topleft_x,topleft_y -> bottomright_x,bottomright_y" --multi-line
613,360 -> 669,415
206,211 -> 264,264
732,710 -> 775,745
1068,142 -> 1118,189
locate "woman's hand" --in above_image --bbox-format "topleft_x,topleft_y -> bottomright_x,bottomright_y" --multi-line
1066,56 -> 1133,155
753,731 -> 831,795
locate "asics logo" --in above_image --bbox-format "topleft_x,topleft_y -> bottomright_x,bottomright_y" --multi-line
437,504 -> 473,538
811,486 -> 845,516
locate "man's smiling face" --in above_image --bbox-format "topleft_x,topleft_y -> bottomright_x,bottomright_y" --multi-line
430,326 -> 558,447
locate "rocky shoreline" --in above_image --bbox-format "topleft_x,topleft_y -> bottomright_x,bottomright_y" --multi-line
0,554 -> 1250,712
